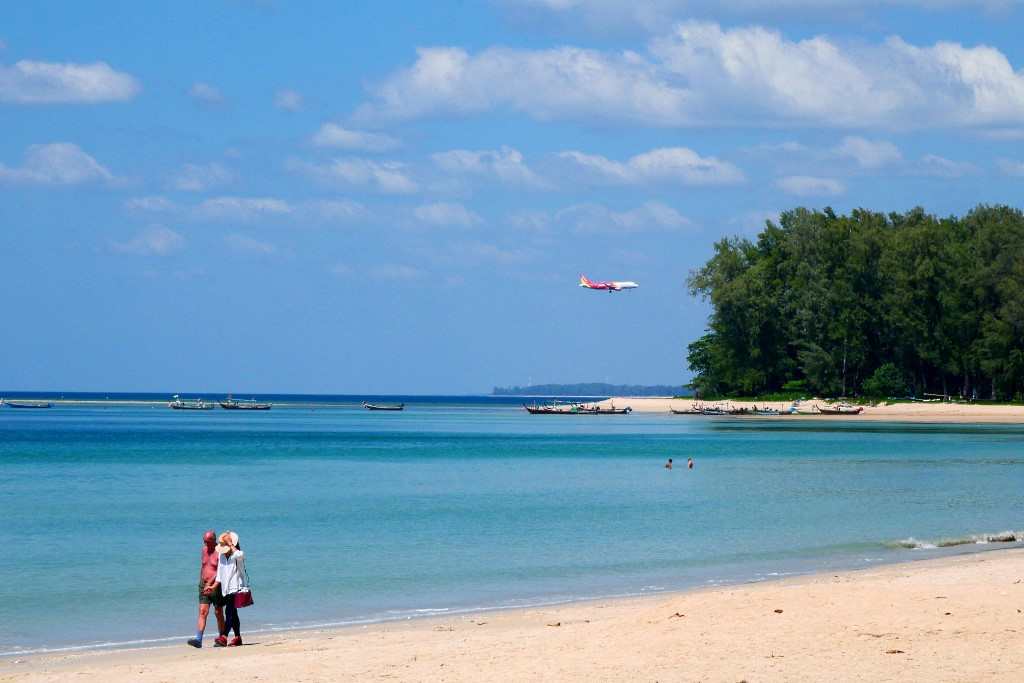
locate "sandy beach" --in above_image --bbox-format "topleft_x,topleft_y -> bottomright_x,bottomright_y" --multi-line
600,397 -> 1024,423
4,548 -> 1024,682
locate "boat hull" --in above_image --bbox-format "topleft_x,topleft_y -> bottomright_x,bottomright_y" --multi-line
364,403 -> 404,411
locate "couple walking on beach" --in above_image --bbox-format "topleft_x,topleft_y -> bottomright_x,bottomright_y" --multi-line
188,530 -> 250,648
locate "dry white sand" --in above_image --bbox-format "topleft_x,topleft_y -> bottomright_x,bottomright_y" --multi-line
600,396 -> 1024,423
5,549 -> 1024,682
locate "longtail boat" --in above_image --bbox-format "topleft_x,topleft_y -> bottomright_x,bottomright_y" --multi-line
220,395 -> 272,410
363,402 -> 404,411
169,395 -> 214,410
2,399 -> 52,409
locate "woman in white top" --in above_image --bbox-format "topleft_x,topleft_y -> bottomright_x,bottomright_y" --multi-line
211,531 -> 246,647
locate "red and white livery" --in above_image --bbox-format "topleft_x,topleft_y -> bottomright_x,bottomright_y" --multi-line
578,274 -> 639,292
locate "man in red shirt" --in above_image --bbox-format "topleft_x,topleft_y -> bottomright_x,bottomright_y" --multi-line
187,530 -> 226,648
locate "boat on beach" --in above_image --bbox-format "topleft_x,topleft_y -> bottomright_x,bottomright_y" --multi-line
168,395 -> 214,410
670,408 -> 701,415
1,399 -> 52,409
220,395 -> 272,410
363,402 -> 405,411
524,400 -> 632,415
817,403 -> 864,415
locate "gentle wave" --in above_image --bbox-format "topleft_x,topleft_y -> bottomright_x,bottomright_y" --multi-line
889,530 -> 1024,550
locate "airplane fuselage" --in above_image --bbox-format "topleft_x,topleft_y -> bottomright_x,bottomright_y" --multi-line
579,275 -> 639,292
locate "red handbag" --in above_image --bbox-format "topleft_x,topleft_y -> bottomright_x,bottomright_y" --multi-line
234,588 -> 253,608
234,564 -> 254,608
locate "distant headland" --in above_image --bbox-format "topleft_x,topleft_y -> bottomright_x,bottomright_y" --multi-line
492,383 -> 689,396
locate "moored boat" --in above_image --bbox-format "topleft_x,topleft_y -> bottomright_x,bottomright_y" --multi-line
168,394 -> 214,410
363,402 -> 404,411
2,399 -> 52,409
524,401 -> 631,415
220,395 -> 272,410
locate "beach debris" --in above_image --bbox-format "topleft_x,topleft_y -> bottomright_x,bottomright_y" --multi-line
773,609 -> 784,614
944,612 -> 952,616
669,612 -> 686,619
433,625 -> 454,632
935,596 -> 947,599
885,649 -> 906,654
547,621 -> 561,627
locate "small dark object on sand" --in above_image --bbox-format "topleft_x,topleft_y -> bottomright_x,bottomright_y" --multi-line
886,649 -> 905,654
773,609 -> 784,614
669,612 -> 685,619
547,621 -> 561,627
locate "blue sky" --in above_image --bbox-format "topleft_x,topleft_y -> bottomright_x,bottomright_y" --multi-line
3,1 -> 1024,393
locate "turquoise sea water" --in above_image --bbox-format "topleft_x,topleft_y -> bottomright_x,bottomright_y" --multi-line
2,401 -> 1024,654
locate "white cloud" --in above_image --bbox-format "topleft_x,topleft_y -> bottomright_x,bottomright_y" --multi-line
361,22 -> 1024,128
225,233 -> 276,254
171,162 -> 234,192
306,199 -> 366,222
196,196 -> 292,221
559,147 -> 744,185
111,226 -> 184,256
414,202 -> 482,228
506,1 -> 1023,33
432,146 -> 548,188
833,136 -> 901,168
997,158 -> 1024,176
746,140 -> 811,155
777,175 -> 845,196
274,89 -> 303,111
0,143 -> 113,185
287,157 -> 418,194
555,201 -> 692,233
978,128 -> 1024,140
311,123 -> 400,152
506,210 -> 552,232
0,60 -> 139,104
189,82 -> 224,105
509,201 -> 692,233
456,241 -> 535,265
918,154 -> 977,177
371,264 -> 424,281
358,45 -> 690,125
124,195 -> 178,212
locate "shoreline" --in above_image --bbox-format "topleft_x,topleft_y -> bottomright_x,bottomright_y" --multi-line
601,396 -> 1024,423
5,547 -> 1024,681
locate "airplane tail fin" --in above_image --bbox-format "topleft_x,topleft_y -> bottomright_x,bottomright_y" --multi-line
579,274 -> 590,286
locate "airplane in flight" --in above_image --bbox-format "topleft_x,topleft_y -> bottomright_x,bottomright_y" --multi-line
578,274 -> 639,292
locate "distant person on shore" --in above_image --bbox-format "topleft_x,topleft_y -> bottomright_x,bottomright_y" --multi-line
665,458 -> 673,469
188,530 -> 225,648
211,531 -> 247,647
687,458 -> 694,470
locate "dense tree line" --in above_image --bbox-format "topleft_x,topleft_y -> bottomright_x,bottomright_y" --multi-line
493,383 -> 686,396
687,205 -> 1024,400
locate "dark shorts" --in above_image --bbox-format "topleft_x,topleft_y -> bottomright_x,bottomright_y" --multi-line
199,581 -> 224,607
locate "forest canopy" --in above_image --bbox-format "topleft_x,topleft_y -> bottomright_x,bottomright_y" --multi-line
687,205 -> 1024,401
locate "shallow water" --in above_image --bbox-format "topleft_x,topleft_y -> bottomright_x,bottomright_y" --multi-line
2,402 -> 1023,654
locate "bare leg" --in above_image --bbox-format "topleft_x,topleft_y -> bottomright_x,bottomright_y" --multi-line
197,603 -> 210,633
